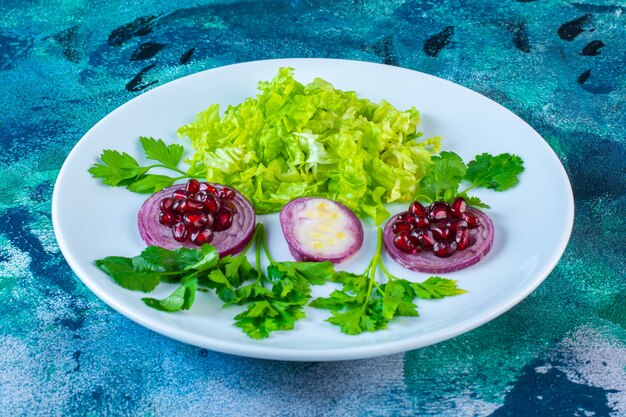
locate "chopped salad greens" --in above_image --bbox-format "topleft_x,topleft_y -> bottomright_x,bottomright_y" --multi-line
178,67 -> 441,224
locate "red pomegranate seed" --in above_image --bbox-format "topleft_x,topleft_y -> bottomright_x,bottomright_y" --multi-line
450,197 -> 467,218
159,197 -> 175,212
202,194 -> 220,213
191,227 -> 214,245
218,187 -> 237,200
172,189 -> 191,200
172,222 -> 188,242
447,219 -> 468,233
397,211 -> 416,222
412,215 -> 429,229
409,201 -> 426,216
428,202 -> 450,220
462,212 -> 481,229
185,179 -> 200,194
392,221 -> 412,234
433,241 -> 457,257
393,231 -> 418,254
414,230 -> 436,249
430,222 -> 451,241
221,199 -> 238,214
183,213 -> 212,229
179,199 -> 205,214
159,212 -> 180,226
213,210 -> 234,231
194,190 -> 209,203
455,227 -> 470,250
199,183 -> 218,195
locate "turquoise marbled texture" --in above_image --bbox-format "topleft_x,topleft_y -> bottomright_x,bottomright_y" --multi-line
1,0 -> 625,415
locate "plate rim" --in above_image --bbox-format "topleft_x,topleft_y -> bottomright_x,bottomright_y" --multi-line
52,58 -> 575,361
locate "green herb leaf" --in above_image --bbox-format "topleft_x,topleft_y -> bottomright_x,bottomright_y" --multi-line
94,256 -> 161,292
142,276 -> 198,312
420,151 -> 467,202
234,300 -> 306,339
139,136 -> 184,170
412,276 -> 467,299
88,150 -> 148,186
465,153 -> 525,192
126,174 -> 177,194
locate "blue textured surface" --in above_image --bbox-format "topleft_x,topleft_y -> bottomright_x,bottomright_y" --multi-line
1,1 -> 625,415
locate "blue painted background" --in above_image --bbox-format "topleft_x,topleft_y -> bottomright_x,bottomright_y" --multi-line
1,1 -> 625,415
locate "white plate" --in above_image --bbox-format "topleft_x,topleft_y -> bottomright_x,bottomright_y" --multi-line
52,58 -> 574,361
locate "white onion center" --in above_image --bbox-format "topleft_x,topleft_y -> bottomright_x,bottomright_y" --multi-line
291,199 -> 357,257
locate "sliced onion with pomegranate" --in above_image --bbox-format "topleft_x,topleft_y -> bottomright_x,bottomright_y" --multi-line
280,198 -> 364,264
138,179 -> 256,256
383,197 -> 494,273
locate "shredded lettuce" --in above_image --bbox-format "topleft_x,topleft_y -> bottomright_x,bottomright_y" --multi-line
178,68 -> 440,224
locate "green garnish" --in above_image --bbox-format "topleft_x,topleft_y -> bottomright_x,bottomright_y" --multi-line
95,225 -> 465,338
418,151 -> 525,208
90,68 -> 441,224
310,228 -> 465,335
88,137 -> 192,193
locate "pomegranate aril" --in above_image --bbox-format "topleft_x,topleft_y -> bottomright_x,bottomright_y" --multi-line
183,213 -> 212,229
194,190 -> 209,203
213,210 -> 234,231
393,231 -> 418,254
392,221 -> 412,234
172,222 -> 188,242
218,187 -> 237,200
199,183 -> 218,195
412,215 -> 429,229
414,230 -> 436,249
202,194 -> 220,213
409,201 -> 426,216
191,227 -> 214,245
431,223 -> 451,241
433,241 -> 457,258
185,179 -> 200,194
180,199 -> 205,214
447,219 -> 468,233
428,202 -> 450,220
221,199 -> 238,214
159,197 -> 175,212
463,212 -> 481,229
172,189 -> 191,200
397,211 -> 416,222
159,212 -> 180,226
450,197 -> 467,218
455,227 -> 470,250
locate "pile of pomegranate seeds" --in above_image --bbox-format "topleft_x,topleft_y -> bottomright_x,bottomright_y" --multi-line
391,197 -> 481,258
158,179 -> 238,246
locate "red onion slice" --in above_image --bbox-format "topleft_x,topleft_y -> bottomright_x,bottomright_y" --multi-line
383,207 -> 494,273
280,198 -> 364,264
137,183 -> 256,257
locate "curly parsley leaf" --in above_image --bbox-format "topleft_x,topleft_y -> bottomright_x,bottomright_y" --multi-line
465,153 -> 525,191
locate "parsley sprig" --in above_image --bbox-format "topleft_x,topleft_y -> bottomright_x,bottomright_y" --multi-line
417,151 -> 524,208
88,137 -> 198,193
310,229 -> 465,335
95,225 -> 466,339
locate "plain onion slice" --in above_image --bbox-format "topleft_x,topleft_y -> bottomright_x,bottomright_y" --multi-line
280,198 -> 364,263
137,183 -> 256,257
383,207 -> 494,273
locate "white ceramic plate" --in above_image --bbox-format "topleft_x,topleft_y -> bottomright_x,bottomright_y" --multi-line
52,58 -> 574,361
